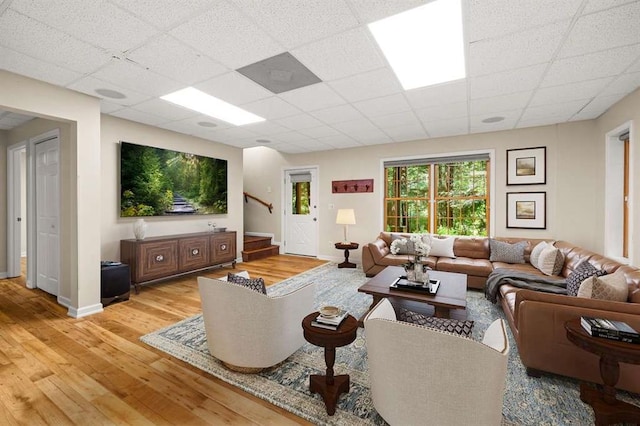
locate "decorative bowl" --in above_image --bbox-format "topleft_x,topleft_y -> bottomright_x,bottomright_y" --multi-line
319,306 -> 340,318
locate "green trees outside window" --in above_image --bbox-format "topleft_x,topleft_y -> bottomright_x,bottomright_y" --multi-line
384,159 -> 489,236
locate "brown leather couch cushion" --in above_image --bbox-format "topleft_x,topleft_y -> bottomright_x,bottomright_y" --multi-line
436,257 -> 493,277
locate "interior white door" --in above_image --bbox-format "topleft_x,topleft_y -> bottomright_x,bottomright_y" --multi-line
35,137 -> 60,295
7,145 -> 25,278
284,169 -> 318,256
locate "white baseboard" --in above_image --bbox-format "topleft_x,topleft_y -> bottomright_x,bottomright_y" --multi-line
67,303 -> 104,318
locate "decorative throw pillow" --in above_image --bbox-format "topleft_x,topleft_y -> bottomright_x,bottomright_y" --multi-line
489,240 -> 527,264
529,241 -> 548,269
537,245 -> 564,276
227,272 -> 267,294
583,271 -> 628,302
566,261 -> 607,296
429,236 -> 456,258
398,308 -> 474,337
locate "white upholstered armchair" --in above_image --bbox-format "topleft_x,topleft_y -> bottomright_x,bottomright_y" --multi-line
364,299 -> 510,425
197,276 -> 316,372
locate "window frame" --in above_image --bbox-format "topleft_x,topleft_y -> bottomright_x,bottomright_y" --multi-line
380,150 -> 495,237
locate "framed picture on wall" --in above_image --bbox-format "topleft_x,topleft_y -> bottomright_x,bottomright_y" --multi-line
506,192 -> 546,229
507,146 -> 546,185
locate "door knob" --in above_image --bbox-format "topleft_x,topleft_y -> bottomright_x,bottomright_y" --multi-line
313,218 -> 317,221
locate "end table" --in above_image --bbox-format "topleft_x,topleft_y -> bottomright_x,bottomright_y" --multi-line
302,312 -> 358,415
564,318 -> 640,425
334,242 -> 359,268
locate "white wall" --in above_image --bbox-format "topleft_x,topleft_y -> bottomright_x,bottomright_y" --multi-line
244,117 -> 608,264
0,70 -> 102,317
596,88 -> 640,266
100,115 -> 244,261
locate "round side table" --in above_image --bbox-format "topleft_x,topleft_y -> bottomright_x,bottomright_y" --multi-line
565,318 -> 640,426
302,312 -> 358,415
334,242 -> 359,268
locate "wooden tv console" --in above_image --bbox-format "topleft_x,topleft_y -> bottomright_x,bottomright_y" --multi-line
120,231 -> 237,292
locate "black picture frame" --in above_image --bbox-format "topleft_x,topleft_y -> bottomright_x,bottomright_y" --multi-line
506,192 -> 546,229
507,146 -> 546,185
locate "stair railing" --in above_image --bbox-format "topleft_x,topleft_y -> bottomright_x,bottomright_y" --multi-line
243,192 -> 273,214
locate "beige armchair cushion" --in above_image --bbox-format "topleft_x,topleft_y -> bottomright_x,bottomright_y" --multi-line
364,299 -> 509,425
198,276 -> 315,371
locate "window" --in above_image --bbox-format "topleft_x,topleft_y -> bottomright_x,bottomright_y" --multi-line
384,155 -> 490,236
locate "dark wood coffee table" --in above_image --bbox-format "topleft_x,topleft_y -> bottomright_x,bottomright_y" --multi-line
357,266 -> 467,326
302,312 -> 358,416
565,319 -> 640,426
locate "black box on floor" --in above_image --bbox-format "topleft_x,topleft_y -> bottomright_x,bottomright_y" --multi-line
101,263 -> 131,306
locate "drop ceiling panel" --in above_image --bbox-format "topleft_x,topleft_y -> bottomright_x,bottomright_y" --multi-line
242,121 -> 290,136
111,108 -> 167,127
242,96 -> 302,120
196,72 -> 273,106
0,111 -> 34,130
269,131 -> 310,143
127,35 -> 229,86
530,78 -> 613,107
353,93 -> 412,118
520,99 -> 591,122
405,81 -> 468,109
91,59 -> 184,97
169,3 -> 283,69
316,134 -> 361,149
469,64 -> 546,99
331,118 -> 387,139
131,98 -> 198,121
278,83 -> 345,112
297,125 -> 341,138
329,67 -> 402,103
67,76 -> 152,106
467,0 -> 583,42
571,93 -> 628,120
558,2 -> 640,58
274,114 -> 324,130
0,9 -> 111,73
290,139 -> 336,152
600,72 -> 640,97
109,0 -> 214,30
469,91 -> 532,116
383,123 -> 428,142
422,117 -> 468,138
310,104 -> 365,124
10,0 -> 158,51
583,0 -> 637,14
470,111 -> 520,133
0,45 -> 82,86
468,21 -> 568,77
415,102 -> 469,122
291,27 -> 385,81
542,44 -> 640,87
230,0 -> 359,49
100,101 -> 125,114
347,0 -> 428,24
373,111 -> 422,129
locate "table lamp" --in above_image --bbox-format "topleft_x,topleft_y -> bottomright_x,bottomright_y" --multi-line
336,209 -> 356,244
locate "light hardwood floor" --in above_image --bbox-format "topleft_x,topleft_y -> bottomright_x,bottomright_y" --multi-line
0,255 -> 327,425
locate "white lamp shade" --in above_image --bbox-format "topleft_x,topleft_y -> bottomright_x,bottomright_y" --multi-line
336,209 -> 356,225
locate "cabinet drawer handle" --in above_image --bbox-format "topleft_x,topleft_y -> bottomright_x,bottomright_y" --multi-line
155,255 -> 164,262
191,248 -> 199,256
220,244 -> 227,250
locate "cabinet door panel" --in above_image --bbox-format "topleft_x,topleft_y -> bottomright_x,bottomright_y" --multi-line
211,232 -> 236,263
179,236 -> 210,272
139,241 -> 179,281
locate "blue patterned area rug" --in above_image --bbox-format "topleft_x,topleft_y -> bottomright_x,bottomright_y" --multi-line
140,263 -> 639,425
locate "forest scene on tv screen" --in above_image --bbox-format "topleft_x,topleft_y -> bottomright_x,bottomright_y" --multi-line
120,141 -> 227,217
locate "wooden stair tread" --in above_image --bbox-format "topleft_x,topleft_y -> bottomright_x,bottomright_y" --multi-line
242,244 -> 279,254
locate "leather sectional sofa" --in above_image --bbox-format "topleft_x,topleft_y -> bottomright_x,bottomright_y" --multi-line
362,232 -> 640,393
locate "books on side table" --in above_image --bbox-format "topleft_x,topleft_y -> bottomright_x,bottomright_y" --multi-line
581,316 -> 640,344
311,309 -> 348,330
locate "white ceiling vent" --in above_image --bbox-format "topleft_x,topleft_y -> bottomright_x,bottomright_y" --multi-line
236,52 -> 321,94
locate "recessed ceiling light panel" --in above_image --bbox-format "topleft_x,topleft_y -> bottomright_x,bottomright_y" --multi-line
161,87 -> 265,126
369,0 -> 466,90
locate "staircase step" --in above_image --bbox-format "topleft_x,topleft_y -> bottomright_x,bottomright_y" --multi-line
242,245 -> 280,262
243,235 -> 273,251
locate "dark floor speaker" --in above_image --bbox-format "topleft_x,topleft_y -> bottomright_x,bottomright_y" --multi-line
101,263 -> 131,306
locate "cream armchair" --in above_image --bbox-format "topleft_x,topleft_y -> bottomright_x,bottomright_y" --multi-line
198,276 -> 316,372
364,299 -> 509,425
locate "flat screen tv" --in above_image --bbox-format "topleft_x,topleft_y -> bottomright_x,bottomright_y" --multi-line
120,141 -> 227,217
